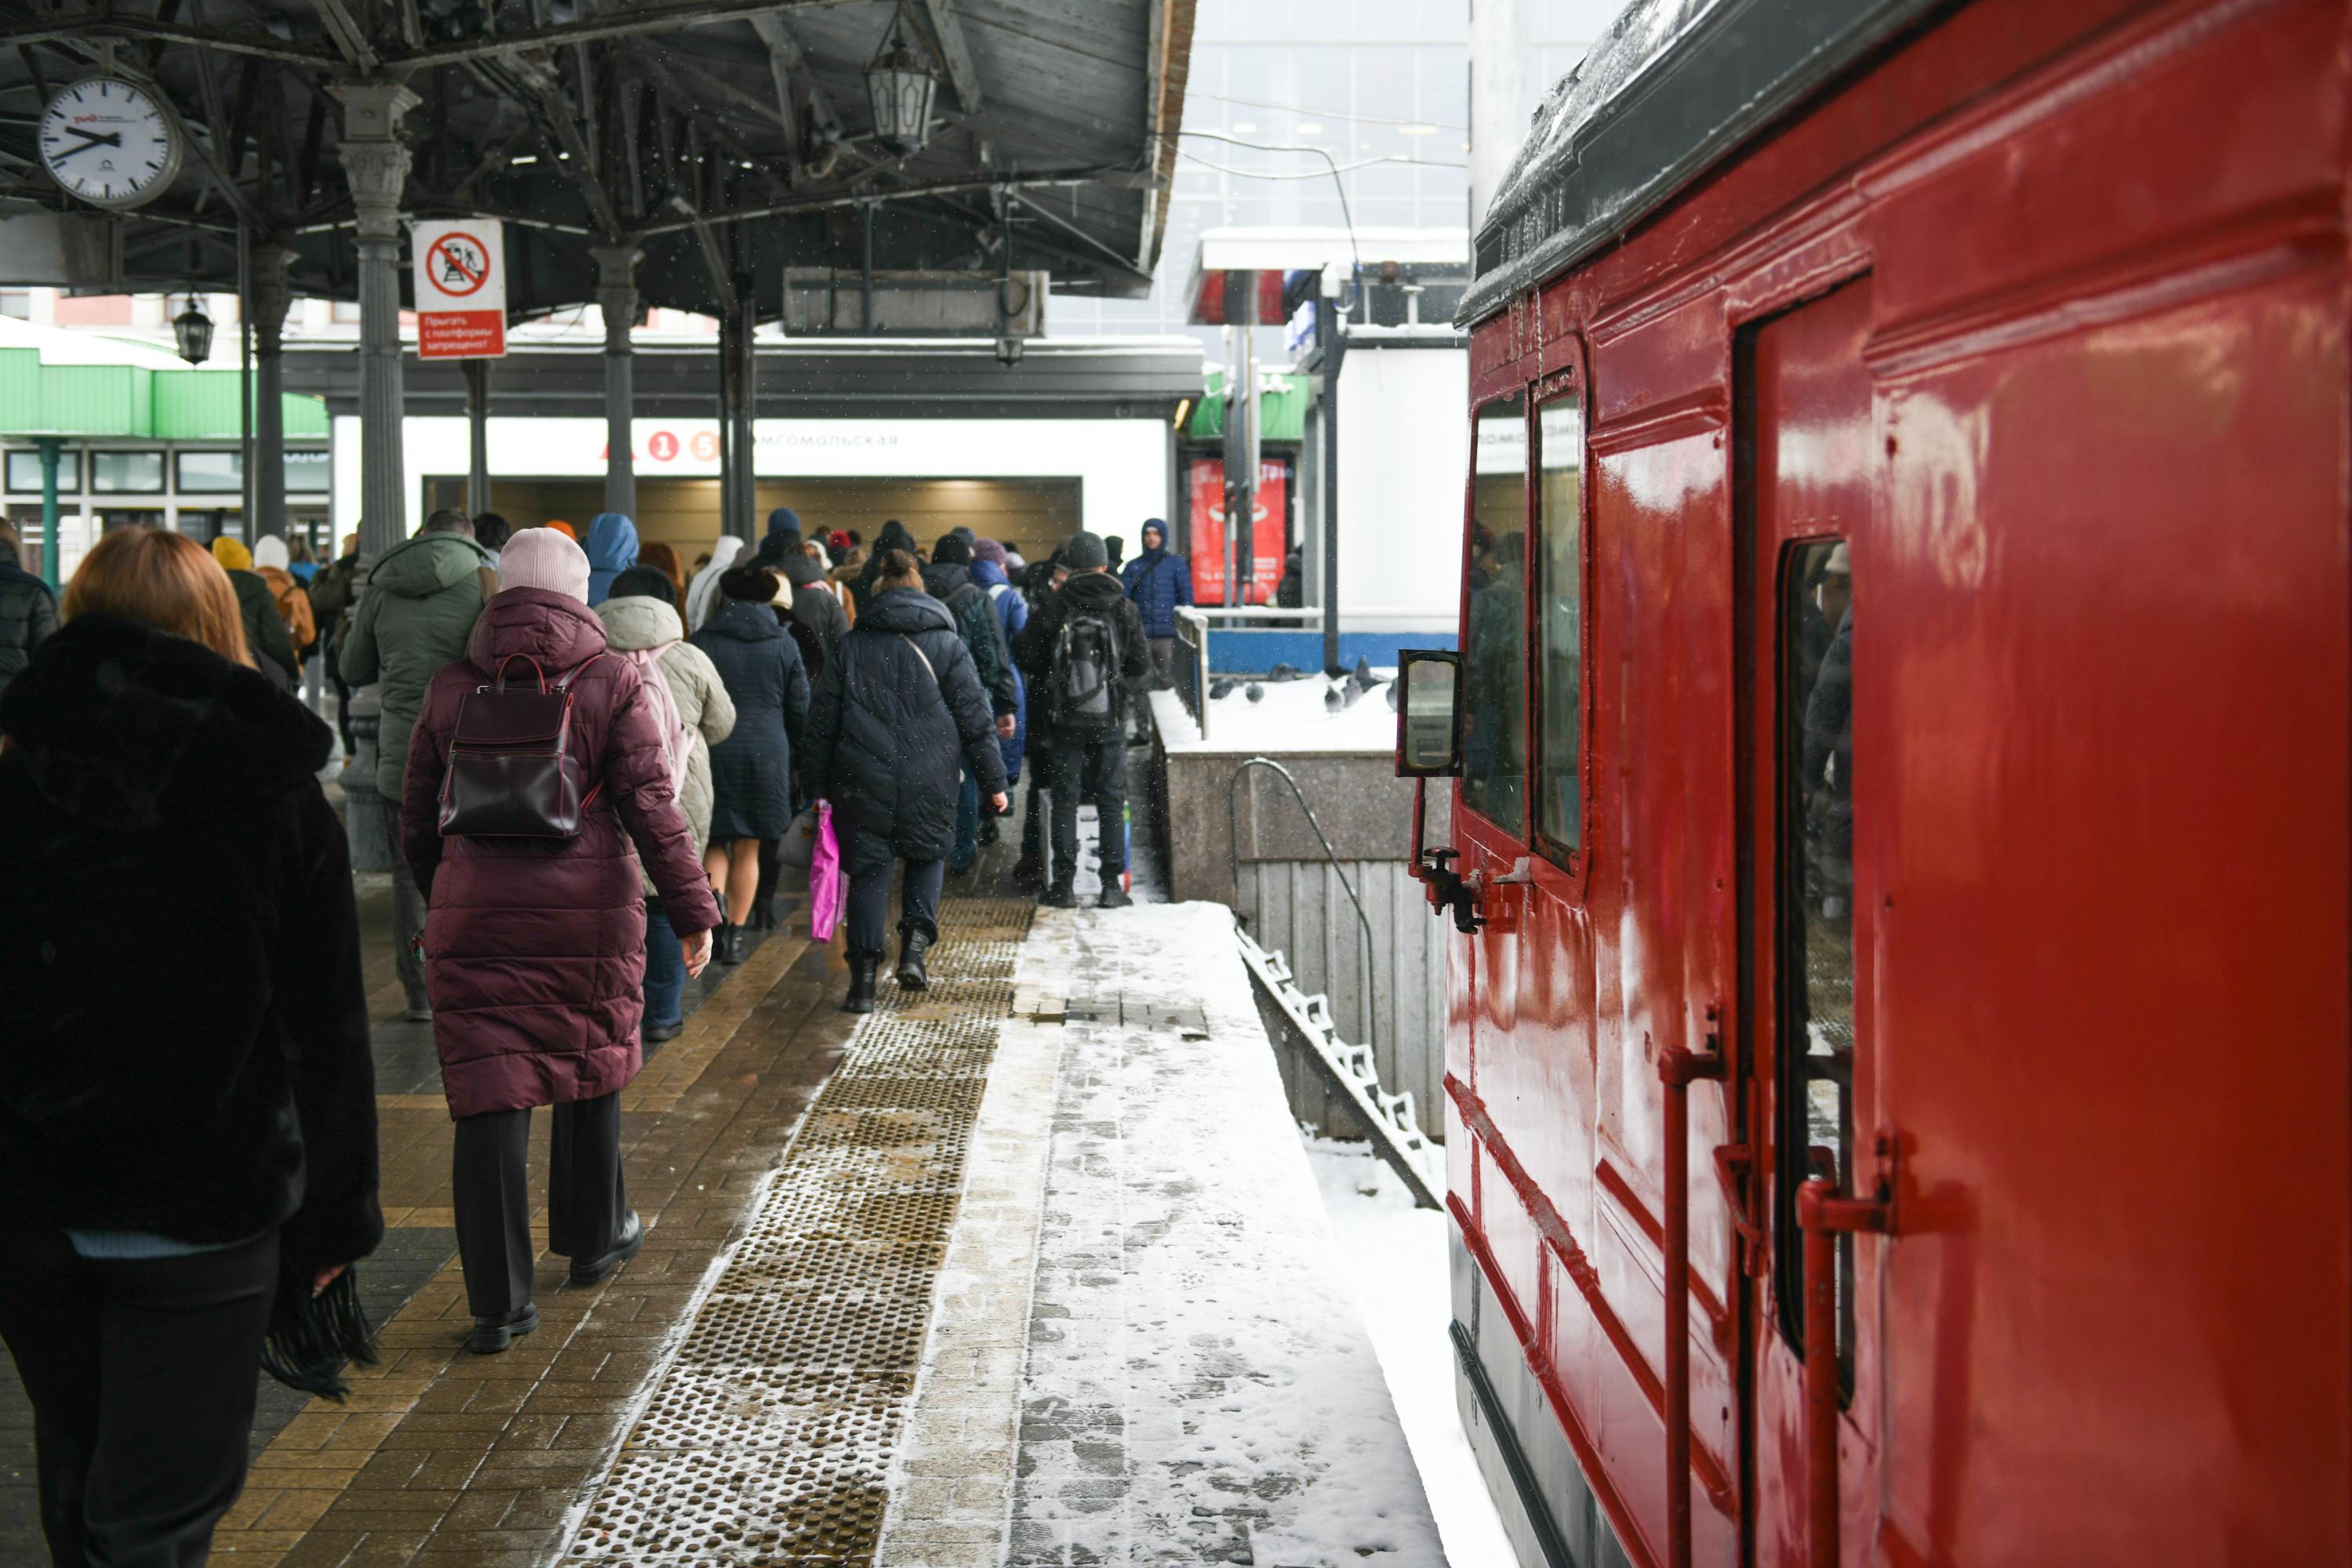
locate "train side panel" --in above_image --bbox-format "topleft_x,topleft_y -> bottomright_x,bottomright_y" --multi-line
1446,0 -> 2352,1561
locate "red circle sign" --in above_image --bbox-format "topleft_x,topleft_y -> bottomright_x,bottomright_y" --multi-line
426,232 -> 492,299
690,430 -> 719,461
648,430 -> 680,462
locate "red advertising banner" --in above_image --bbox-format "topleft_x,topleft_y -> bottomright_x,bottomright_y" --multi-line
1187,458 -> 1287,606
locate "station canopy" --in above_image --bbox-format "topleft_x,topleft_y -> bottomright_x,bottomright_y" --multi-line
0,0 -> 1195,317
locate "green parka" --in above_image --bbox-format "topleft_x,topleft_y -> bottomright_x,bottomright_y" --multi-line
338,530 -> 495,800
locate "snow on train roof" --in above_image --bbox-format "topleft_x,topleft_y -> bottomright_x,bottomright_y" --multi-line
1458,0 -> 1947,326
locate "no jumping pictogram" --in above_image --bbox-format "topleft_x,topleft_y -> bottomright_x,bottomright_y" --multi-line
426,232 -> 492,298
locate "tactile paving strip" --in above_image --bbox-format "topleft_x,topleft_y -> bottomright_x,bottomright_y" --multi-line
568,896 -> 1033,1566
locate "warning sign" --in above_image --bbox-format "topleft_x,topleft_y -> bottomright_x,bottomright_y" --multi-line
412,219 -> 506,361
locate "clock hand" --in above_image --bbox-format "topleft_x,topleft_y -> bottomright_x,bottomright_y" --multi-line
59,127 -> 123,150
53,140 -> 122,165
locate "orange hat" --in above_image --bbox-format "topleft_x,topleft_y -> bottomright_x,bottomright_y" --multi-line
546,519 -> 578,541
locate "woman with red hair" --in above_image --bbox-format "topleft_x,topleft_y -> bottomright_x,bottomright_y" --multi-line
0,524 -> 382,1564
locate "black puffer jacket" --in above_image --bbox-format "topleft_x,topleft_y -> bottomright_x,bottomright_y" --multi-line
0,538 -> 57,694
805,586 -> 1007,877
691,598 -> 811,842
0,615 -> 381,1269
851,520 -> 921,612
922,560 -> 1018,717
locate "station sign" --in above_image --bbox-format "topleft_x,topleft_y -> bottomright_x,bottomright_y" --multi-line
412,218 -> 506,360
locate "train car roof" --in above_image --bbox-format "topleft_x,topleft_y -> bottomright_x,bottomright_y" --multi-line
1459,0 -> 1947,326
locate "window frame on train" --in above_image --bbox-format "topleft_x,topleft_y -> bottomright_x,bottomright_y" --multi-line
1459,388 -> 1532,839
1530,364 -> 1588,871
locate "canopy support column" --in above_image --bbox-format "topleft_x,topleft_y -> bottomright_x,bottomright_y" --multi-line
332,80 -> 419,564
250,242 -> 296,545
593,243 -> 641,520
36,437 -> 60,593
718,304 -> 757,544
463,359 -> 492,517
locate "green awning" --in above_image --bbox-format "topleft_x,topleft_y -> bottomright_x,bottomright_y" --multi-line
0,336 -> 327,441
1186,368 -> 1308,444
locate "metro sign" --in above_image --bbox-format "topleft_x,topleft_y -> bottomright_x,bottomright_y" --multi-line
412,218 -> 506,360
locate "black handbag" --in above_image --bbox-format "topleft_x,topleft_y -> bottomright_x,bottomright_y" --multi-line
437,652 -> 605,838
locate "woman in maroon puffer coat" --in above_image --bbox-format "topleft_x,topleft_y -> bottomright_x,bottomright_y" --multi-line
401,527 -> 722,1353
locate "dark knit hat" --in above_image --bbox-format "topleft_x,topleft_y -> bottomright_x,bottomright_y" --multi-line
931,533 -> 973,566
1062,530 -> 1108,570
972,537 -> 1008,568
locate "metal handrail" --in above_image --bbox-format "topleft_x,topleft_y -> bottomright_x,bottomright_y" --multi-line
1225,755 -> 1377,1058
1174,606 -> 1210,739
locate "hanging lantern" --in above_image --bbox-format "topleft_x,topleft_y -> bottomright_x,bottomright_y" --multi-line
172,298 -> 213,365
864,6 -> 938,155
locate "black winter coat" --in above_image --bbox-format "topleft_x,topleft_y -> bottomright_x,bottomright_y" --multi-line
922,560 -> 1018,717
805,586 -> 1008,877
0,615 -> 382,1269
691,599 -> 811,841
1015,568 -> 1149,732
850,520 -> 921,613
772,554 -> 850,659
0,539 -> 57,694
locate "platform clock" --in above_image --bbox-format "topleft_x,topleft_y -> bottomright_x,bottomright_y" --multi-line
38,76 -> 184,211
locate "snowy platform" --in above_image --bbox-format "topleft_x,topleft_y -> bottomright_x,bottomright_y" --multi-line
882,902 -> 1446,1568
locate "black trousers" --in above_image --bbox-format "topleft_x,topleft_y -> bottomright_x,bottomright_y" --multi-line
847,856 -> 946,955
0,1223 -> 279,1568
1048,725 -> 1127,885
1022,737 -> 1052,865
452,1091 -> 625,1318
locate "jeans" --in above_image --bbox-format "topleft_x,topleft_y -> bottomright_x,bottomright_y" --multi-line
452,1091 -> 626,1318
951,766 -> 980,870
1137,635 -> 1176,730
381,798 -> 430,1013
643,895 -> 684,1036
847,857 -> 946,954
0,1222 -> 280,1568
1048,726 -> 1127,887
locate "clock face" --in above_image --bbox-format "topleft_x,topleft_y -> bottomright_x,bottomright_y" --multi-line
39,77 -> 183,211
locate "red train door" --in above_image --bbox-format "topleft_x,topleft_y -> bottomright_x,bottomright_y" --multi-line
1739,275 -> 1878,1568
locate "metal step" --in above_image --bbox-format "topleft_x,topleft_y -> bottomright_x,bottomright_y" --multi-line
1236,925 -> 1445,1210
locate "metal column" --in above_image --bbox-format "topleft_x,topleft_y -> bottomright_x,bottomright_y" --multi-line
593,243 -> 641,519
35,437 -> 60,592
332,81 -> 419,563
718,304 -> 757,543
1222,270 -> 1261,608
250,243 -> 296,544
463,359 -> 492,517
1316,281 -> 1345,672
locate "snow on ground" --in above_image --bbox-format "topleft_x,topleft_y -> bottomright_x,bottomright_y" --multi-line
1151,670 -> 1397,754
1305,1138 -> 1524,1568
1011,903 -> 1446,1566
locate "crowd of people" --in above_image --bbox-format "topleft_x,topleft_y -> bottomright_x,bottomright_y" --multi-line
0,503 -> 1187,1563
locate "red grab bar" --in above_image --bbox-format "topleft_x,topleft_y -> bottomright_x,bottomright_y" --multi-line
1658,1040 -> 1726,1568
1795,1176 -> 1893,1568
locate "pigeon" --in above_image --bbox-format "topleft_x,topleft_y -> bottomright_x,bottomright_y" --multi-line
1209,677 -> 1237,700
1267,662 -> 1304,681
1246,683 -> 1265,703
1386,681 -> 1401,711
1324,682 -> 1345,710
1349,655 -> 1381,696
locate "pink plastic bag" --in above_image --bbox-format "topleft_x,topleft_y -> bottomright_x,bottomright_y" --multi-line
808,800 -> 846,943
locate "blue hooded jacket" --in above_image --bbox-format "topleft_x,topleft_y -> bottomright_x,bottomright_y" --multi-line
583,513 -> 639,605
1120,519 -> 1193,637
971,557 -> 1027,782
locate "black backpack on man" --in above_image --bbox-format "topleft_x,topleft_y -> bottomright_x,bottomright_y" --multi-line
1048,597 -> 1124,735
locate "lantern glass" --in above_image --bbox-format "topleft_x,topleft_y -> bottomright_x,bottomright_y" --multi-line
172,302 -> 213,365
866,59 -> 936,152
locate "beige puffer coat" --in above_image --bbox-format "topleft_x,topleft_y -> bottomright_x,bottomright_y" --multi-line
597,593 -> 737,894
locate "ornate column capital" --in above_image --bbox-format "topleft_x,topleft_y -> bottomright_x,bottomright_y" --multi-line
330,81 -> 419,242
249,242 -> 299,356
591,243 -> 643,356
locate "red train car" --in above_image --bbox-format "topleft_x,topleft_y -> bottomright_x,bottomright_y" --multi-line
1393,1 -> 2352,1563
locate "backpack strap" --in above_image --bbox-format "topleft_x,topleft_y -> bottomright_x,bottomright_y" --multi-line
897,634 -> 939,690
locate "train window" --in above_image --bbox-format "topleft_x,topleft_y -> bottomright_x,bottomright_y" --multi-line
1534,386 -> 1583,856
1461,392 -> 1529,836
1777,537 -> 1857,1378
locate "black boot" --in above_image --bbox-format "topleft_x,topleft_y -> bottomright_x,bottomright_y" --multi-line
895,927 -> 933,991
467,1302 -> 539,1356
842,952 -> 880,1014
1040,880 -> 1076,909
715,924 -> 744,964
568,1210 -> 646,1287
1011,852 -> 1045,894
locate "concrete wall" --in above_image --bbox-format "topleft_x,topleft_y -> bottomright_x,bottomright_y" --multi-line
1236,857 -> 1448,1142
